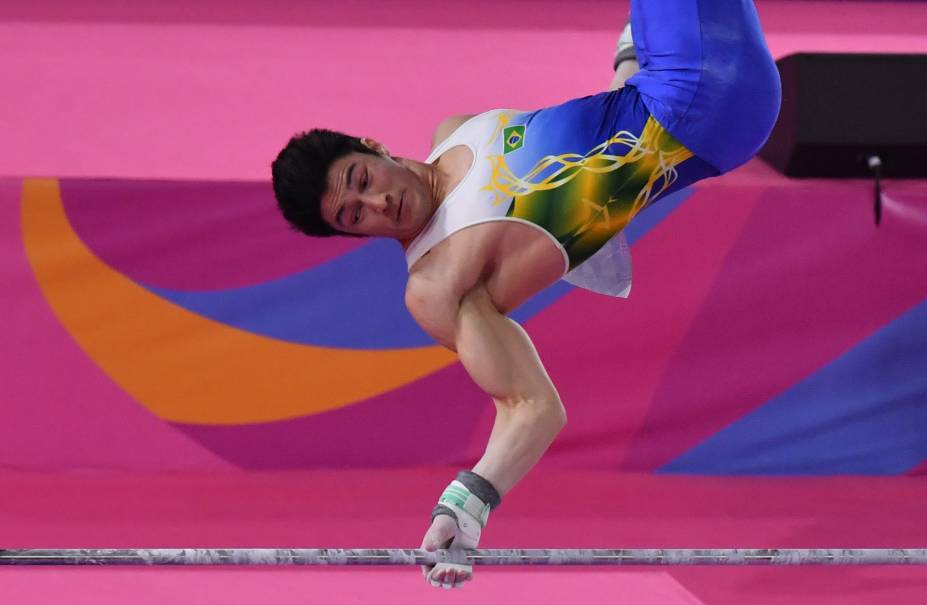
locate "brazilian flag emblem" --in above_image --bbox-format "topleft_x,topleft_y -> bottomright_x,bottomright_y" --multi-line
503,125 -> 526,154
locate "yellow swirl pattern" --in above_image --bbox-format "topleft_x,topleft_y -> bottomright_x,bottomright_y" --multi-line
483,116 -> 694,268
484,116 -> 692,209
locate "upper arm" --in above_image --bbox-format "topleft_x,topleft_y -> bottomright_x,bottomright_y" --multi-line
406,276 -> 560,406
431,114 -> 476,150
405,270 -> 469,350
454,285 -> 559,404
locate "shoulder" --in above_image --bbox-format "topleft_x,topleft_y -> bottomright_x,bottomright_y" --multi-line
431,114 -> 476,150
405,242 -> 491,348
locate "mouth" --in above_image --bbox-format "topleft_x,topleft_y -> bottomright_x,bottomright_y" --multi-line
397,191 -> 404,223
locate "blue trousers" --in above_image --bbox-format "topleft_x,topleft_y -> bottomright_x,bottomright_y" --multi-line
627,0 -> 782,173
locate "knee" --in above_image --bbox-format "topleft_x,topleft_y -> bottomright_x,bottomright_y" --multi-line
738,58 -> 783,156
710,54 -> 782,169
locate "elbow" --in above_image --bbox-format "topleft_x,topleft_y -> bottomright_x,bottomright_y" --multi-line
537,392 -> 567,431
530,388 -> 567,430
552,401 -> 568,431
503,392 -> 567,431
544,387 -> 567,428
538,400 -> 567,445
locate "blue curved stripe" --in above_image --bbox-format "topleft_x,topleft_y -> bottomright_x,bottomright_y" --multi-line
661,298 -> 927,475
146,239 -> 434,349
144,189 -> 694,349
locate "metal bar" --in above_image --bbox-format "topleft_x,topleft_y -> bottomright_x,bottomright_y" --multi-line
1,549 -> 926,566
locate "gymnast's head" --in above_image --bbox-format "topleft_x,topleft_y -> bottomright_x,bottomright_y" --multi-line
272,129 -> 435,241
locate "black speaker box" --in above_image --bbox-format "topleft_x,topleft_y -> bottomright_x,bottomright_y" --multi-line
759,53 -> 927,178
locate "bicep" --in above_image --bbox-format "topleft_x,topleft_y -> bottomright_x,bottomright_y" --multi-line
454,286 -> 558,404
406,278 -> 557,403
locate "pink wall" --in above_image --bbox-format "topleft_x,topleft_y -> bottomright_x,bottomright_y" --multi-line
2,0 -> 926,181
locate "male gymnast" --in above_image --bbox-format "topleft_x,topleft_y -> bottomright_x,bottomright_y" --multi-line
271,0 -> 781,590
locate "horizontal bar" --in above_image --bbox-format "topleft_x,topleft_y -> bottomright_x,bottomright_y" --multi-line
2,549 -> 926,566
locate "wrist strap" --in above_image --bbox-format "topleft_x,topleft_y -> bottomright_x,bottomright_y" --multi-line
433,471 -> 501,528
431,503 -> 458,524
456,471 -> 501,510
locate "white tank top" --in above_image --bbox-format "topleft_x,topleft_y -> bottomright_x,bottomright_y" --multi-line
404,109 -> 633,298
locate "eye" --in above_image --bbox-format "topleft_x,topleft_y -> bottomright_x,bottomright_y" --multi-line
353,207 -> 361,224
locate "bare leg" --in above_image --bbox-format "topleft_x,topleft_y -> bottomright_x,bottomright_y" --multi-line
609,59 -> 640,91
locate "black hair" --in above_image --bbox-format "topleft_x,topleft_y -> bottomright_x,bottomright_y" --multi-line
271,129 -> 378,237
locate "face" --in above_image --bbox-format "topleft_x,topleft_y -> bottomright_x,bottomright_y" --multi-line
321,144 -> 434,241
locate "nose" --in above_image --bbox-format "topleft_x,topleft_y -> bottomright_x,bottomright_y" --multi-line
364,192 -> 393,213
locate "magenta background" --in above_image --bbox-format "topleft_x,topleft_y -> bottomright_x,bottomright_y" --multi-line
57,180 -> 366,290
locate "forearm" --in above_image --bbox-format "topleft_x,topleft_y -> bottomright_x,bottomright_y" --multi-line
454,287 -> 567,497
410,282 -> 568,502
471,395 -> 566,497
414,284 -> 564,589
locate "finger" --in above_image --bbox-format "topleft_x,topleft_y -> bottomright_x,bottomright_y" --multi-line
421,527 -> 450,581
423,537 -> 455,576
429,566 -> 445,585
443,568 -> 457,589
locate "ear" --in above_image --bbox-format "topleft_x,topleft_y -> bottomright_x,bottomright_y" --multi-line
360,137 -> 391,157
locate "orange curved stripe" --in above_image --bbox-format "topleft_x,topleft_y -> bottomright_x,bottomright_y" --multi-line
21,178 -> 456,425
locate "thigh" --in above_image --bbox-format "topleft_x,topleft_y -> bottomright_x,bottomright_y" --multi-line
627,0 -> 782,173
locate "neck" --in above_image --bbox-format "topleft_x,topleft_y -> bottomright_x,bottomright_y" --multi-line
400,157 -> 449,207
394,157 -> 448,246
